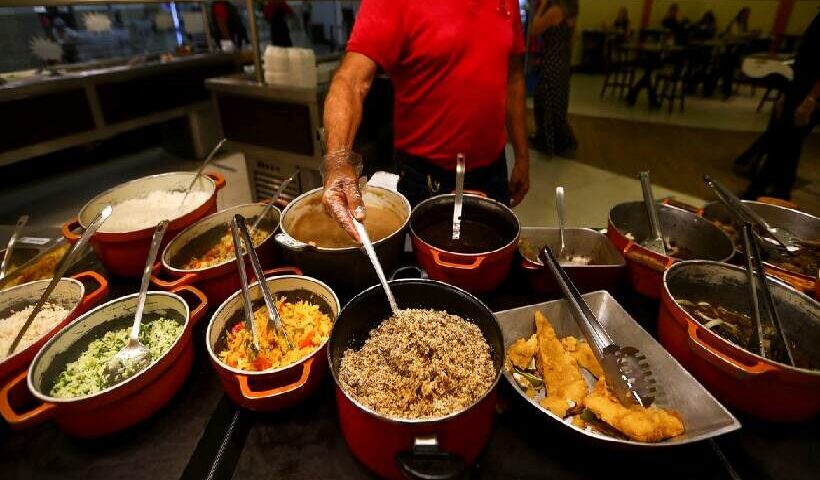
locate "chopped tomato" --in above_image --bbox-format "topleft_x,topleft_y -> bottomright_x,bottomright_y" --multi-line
254,355 -> 273,371
231,322 -> 245,334
298,328 -> 316,349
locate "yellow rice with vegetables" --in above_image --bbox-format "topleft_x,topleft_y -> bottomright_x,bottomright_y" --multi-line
218,298 -> 332,371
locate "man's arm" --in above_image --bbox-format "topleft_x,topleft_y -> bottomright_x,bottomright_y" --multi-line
506,54 -> 530,207
321,52 -> 379,240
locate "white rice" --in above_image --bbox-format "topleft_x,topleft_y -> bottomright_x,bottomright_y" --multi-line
100,190 -> 210,233
0,303 -> 70,360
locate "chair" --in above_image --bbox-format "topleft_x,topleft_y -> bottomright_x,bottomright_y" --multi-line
654,53 -> 691,112
599,39 -> 635,98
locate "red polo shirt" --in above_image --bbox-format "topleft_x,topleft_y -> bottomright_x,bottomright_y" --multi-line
347,0 -> 526,170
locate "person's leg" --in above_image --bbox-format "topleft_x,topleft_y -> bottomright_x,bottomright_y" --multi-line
768,114 -> 817,199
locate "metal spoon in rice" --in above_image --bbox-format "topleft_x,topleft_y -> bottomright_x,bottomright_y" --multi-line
6,206 -> 112,357
231,214 -> 292,350
179,138 -> 227,208
353,219 -> 399,315
102,219 -> 170,387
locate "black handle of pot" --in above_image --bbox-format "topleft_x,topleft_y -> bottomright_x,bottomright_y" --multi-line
390,265 -> 428,281
395,435 -> 465,480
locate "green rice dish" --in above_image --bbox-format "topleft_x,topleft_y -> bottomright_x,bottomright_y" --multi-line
50,317 -> 183,398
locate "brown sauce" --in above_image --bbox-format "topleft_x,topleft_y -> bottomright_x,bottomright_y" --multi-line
290,202 -> 403,248
416,219 -> 508,254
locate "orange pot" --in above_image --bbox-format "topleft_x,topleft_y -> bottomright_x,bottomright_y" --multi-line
0,271 -> 108,384
0,286 -> 206,437
62,172 -> 225,278
206,275 -> 339,412
659,261 -> 820,421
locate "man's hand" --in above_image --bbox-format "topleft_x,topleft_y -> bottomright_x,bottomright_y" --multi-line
321,149 -> 365,242
794,96 -> 816,127
509,158 -> 530,207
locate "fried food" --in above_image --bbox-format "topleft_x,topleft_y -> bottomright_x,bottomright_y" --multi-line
560,336 -> 604,378
507,334 -> 538,370
534,311 -> 587,418
584,378 -> 684,442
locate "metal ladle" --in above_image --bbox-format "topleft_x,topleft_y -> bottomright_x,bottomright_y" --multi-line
704,175 -> 801,253
353,219 -> 399,314
231,214 -> 291,352
103,219 -> 170,386
451,153 -> 466,241
639,171 -> 667,256
179,137 -> 227,208
741,223 -> 795,366
0,215 -> 29,281
249,167 -> 300,234
6,205 -> 112,357
555,186 -> 569,261
540,246 -> 659,407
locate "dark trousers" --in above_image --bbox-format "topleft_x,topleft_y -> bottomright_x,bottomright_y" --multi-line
744,102 -> 818,200
394,151 -> 510,207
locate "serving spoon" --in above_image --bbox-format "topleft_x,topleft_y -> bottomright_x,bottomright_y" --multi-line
7,206 -> 112,357
179,137 -> 227,208
451,153 -> 466,241
0,215 -> 29,281
102,219 -> 169,386
555,186 -> 570,262
353,219 -> 399,314
232,214 -> 291,351
638,171 -> 667,256
249,167 -> 300,234
704,175 -> 801,253
540,246 -> 659,407
741,223 -> 795,366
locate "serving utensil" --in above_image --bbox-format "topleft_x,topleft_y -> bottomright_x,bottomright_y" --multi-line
6,206 -> 112,356
741,223 -> 796,366
0,215 -> 29,281
638,171 -> 667,256
102,220 -> 169,386
451,153 -> 466,241
540,246 -> 658,407
353,219 -> 399,314
249,167 -> 299,234
232,214 -> 291,351
179,137 -> 227,207
704,175 -> 800,253
555,186 -> 569,261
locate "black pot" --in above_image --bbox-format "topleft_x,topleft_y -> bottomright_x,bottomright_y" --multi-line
328,279 -> 504,480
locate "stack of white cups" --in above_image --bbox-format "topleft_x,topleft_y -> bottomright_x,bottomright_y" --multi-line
263,45 -> 317,88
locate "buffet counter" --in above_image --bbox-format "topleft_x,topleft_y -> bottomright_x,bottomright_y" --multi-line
0,226 -> 816,480
0,53 -> 238,166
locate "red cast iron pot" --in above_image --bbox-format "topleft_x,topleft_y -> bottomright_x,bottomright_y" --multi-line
328,279 -> 504,480
410,194 -> 520,294
607,201 -> 734,298
62,172 -> 225,278
151,203 -> 299,305
207,274 -> 340,411
659,261 -> 820,421
0,286 -> 206,437
0,271 -> 108,385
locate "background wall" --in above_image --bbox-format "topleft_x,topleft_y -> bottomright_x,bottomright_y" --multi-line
649,0 -> 779,34
787,0 -> 820,34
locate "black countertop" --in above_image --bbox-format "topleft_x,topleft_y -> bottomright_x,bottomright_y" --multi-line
0,236 -> 817,480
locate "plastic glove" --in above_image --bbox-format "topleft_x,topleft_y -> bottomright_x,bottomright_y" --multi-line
321,148 -> 365,242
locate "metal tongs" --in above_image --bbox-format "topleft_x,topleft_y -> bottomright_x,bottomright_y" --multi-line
7,206 -> 112,356
741,223 -> 796,366
451,153 -> 466,241
540,246 -> 658,407
0,215 -> 29,281
639,171 -> 667,256
230,214 -> 291,353
705,175 -> 801,253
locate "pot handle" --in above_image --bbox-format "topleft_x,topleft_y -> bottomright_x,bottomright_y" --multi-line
395,434 -> 465,480
389,265 -> 428,280
61,217 -> 82,244
623,243 -> 673,273
236,357 -> 313,400
262,266 -> 303,278
171,285 -> 209,326
71,270 -> 109,311
206,172 -> 227,191
662,198 -> 703,215
0,370 -> 56,429
687,322 -> 777,378
430,250 -> 485,270
462,189 -> 487,198
519,257 -> 539,271
150,262 -> 198,290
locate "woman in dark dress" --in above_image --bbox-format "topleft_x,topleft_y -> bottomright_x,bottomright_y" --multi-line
264,0 -> 293,47
530,0 -> 579,157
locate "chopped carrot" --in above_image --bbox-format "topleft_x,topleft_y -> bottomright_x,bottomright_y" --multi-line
232,322 -> 245,334
254,355 -> 273,371
298,328 -> 317,349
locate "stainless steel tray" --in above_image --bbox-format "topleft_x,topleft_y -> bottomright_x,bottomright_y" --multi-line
495,291 -> 740,447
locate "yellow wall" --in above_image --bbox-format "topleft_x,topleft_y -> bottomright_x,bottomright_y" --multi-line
650,0 -> 779,34
571,0 -> 644,64
787,1 -> 820,34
